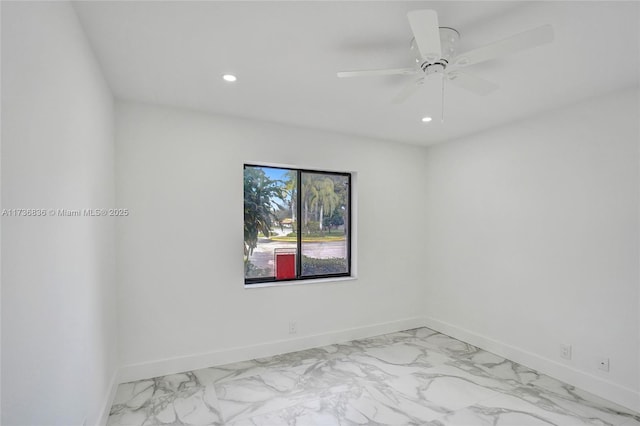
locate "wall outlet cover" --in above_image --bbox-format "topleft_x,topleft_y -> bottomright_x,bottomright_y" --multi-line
560,344 -> 572,360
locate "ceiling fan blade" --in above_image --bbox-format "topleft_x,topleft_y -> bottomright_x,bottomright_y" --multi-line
407,9 -> 442,62
392,77 -> 424,104
447,71 -> 499,95
337,67 -> 418,78
453,24 -> 554,67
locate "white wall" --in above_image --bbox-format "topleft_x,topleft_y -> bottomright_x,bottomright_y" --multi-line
115,101 -> 427,378
423,89 -> 640,410
1,2 -> 117,425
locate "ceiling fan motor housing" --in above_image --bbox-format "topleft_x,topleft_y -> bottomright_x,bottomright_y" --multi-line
422,60 -> 447,75
411,26 -> 459,76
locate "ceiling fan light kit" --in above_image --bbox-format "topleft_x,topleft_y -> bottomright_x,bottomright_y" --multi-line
337,9 -> 554,121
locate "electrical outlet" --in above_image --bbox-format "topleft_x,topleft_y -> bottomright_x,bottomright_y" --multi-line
289,320 -> 297,335
597,357 -> 610,372
560,344 -> 572,360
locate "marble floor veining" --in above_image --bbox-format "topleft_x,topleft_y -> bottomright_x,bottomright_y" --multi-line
108,328 -> 640,425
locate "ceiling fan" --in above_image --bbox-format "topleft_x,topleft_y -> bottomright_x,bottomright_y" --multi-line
337,10 -> 554,106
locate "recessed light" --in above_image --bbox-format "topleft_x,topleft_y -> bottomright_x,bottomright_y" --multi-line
421,116 -> 432,123
222,74 -> 237,82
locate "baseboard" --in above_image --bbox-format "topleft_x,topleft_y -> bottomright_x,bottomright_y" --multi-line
423,316 -> 640,413
117,316 -> 425,384
95,369 -> 119,426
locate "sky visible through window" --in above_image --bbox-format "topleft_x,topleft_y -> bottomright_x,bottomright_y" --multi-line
263,167 -> 287,181
261,167 -> 289,208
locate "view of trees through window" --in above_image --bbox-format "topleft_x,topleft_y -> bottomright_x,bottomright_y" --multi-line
244,165 -> 350,283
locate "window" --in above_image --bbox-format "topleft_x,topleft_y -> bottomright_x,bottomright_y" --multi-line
244,164 -> 351,284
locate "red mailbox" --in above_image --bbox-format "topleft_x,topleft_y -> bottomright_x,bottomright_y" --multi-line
275,249 -> 296,280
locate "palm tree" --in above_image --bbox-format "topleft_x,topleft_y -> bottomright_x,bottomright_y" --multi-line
244,167 -> 284,257
283,170 -> 297,224
301,173 -> 317,232
331,176 -> 349,236
309,177 -> 340,232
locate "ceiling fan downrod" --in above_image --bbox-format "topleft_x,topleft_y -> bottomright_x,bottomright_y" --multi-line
441,71 -> 446,123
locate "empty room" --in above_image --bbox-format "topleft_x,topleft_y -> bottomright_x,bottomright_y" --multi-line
1,1 -> 639,425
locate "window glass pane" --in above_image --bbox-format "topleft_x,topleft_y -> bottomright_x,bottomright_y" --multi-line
300,172 -> 349,277
244,166 -> 297,281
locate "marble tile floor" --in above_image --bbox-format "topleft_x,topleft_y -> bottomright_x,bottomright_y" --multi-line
108,328 -> 640,426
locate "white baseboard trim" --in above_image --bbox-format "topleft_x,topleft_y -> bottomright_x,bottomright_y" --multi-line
95,369 -> 119,426
117,316 -> 425,385
423,316 -> 640,413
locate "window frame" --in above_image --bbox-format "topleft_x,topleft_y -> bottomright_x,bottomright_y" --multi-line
244,164 -> 352,285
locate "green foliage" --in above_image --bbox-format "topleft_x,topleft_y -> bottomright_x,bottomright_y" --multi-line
244,167 -> 285,256
302,174 -> 343,231
301,256 -> 348,276
244,259 -> 271,278
304,220 -> 320,234
323,210 -> 344,230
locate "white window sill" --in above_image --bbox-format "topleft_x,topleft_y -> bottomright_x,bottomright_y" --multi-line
244,276 -> 357,289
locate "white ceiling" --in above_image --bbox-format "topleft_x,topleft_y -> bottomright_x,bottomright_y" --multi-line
73,1 -> 639,146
